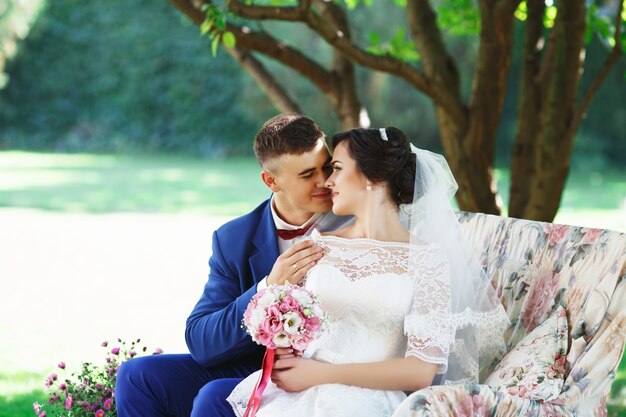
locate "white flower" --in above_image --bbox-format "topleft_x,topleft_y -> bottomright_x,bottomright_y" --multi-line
257,291 -> 277,308
291,288 -> 312,306
272,332 -> 291,348
250,308 -> 266,328
282,312 -> 303,334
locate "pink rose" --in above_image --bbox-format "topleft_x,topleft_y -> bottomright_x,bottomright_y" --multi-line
256,326 -> 273,347
265,305 -> 284,333
95,409 -> 105,417
544,224 -> 569,247
278,295 -> 300,313
304,316 -> 321,333
65,396 -> 73,410
263,318 -> 283,337
581,227 -> 602,244
111,347 -> 120,355
33,403 -> 41,413
290,333 -> 313,351
522,270 -> 560,331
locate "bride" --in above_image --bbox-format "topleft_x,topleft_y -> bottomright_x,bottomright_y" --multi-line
227,127 -> 509,417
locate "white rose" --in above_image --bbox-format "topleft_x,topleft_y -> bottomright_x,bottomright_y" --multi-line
291,288 -> 312,306
257,291 -> 276,308
250,308 -> 266,328
282,312 -> 303,334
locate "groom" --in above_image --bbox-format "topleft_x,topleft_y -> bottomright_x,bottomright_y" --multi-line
116,114 -> 348,416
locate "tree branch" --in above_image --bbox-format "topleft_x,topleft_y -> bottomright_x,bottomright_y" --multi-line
538,19 -> 559,88
227,47 -> 302,114
169,0 -> 334,95
227,0 -> 305,21
225,0 -> 466,125
570,0 -> 624,134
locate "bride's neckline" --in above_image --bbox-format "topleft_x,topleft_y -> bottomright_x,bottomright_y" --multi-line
310,229 -> 433,248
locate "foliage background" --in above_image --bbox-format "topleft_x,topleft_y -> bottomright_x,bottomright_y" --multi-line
0,0 -> 624,170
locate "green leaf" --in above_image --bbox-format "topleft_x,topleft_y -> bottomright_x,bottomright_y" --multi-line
544,5 -> 557,28
222,31 -> 236,48
514,1 -> 528,22
200,21 -> 210,35
212,35 -> 221,57
368,32 -> 381,46
435,0 -> 479,36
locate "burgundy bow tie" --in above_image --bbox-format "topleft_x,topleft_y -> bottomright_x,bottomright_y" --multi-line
276,224 -> 313,240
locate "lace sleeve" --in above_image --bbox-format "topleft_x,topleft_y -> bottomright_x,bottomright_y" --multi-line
404,245 -> 453,371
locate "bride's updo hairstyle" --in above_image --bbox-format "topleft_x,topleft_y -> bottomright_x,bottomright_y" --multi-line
331,127 -> 419,207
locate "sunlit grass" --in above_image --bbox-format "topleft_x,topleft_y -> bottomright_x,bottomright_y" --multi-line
0,151 -> 269,215
1,151 -> 623,230
494,167 -> 625,232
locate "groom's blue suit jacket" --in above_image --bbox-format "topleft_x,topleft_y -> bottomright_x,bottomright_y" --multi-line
185,199 -> 277,368
185,198 -> 350,371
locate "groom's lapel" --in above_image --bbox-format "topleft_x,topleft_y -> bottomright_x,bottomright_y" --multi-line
249,201 -> 279,284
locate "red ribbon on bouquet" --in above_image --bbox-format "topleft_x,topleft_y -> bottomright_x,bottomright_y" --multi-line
242,348 -> 275,417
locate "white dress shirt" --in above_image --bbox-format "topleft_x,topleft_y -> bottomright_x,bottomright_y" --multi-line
256,196 -> 322,290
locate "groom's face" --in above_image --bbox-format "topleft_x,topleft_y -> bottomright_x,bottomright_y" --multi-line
264,138 -> 333,219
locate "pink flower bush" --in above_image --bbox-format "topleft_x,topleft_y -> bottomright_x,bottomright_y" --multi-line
34,339 -> 163,417
243,284 -> 328,351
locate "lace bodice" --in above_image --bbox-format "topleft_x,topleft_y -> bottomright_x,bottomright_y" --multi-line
302,230 -> 452,370
227,230 -> 454,417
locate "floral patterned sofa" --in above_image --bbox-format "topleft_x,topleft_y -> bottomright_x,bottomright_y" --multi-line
395,212 -> 626,417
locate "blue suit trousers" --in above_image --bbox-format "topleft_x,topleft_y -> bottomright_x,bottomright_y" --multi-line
116,354 -> 248,417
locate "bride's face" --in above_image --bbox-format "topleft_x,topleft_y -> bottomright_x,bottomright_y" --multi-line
325,142 -> 370,216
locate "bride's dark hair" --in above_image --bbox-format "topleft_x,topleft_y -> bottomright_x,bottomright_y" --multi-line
331,127 -> 418,207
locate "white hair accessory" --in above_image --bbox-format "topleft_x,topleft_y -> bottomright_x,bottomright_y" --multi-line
379,128 -> 389,141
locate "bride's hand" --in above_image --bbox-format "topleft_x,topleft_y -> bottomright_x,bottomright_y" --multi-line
274,347 -> 302,361
271,357 -> 329,392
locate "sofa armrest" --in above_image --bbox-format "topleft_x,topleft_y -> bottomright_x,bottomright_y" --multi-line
392,384 -> 574,417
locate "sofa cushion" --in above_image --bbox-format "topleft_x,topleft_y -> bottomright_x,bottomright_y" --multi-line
485,305 -> 568,401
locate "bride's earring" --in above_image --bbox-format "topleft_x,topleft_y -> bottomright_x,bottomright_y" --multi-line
366,182 -> 372,191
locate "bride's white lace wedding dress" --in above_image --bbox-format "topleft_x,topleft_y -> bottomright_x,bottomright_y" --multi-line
227,230 -> 452,417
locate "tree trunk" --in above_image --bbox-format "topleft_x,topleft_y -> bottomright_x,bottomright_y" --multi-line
315,0 -> 364,130
524,0 -> 586,221
509,0 -> 545,218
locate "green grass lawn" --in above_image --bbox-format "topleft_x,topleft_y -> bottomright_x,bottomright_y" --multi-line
0,151 -> 624,230
0,151 -> 624,415
0,151 -> 270,216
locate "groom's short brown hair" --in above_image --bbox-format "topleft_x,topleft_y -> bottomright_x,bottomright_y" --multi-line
254,114 -> 325,168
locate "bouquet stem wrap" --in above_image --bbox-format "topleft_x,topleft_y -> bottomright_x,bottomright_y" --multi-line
242,347 -> 275,417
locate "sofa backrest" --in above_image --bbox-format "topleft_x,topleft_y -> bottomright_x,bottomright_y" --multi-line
457,212 -> 626,376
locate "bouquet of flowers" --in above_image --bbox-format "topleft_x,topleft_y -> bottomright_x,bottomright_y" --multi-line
33,339 -> 163,417
243,283 -> 327,351
241,283 -> 327,417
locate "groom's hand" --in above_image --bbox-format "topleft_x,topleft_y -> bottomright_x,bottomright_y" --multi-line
267,240 -> 324,286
